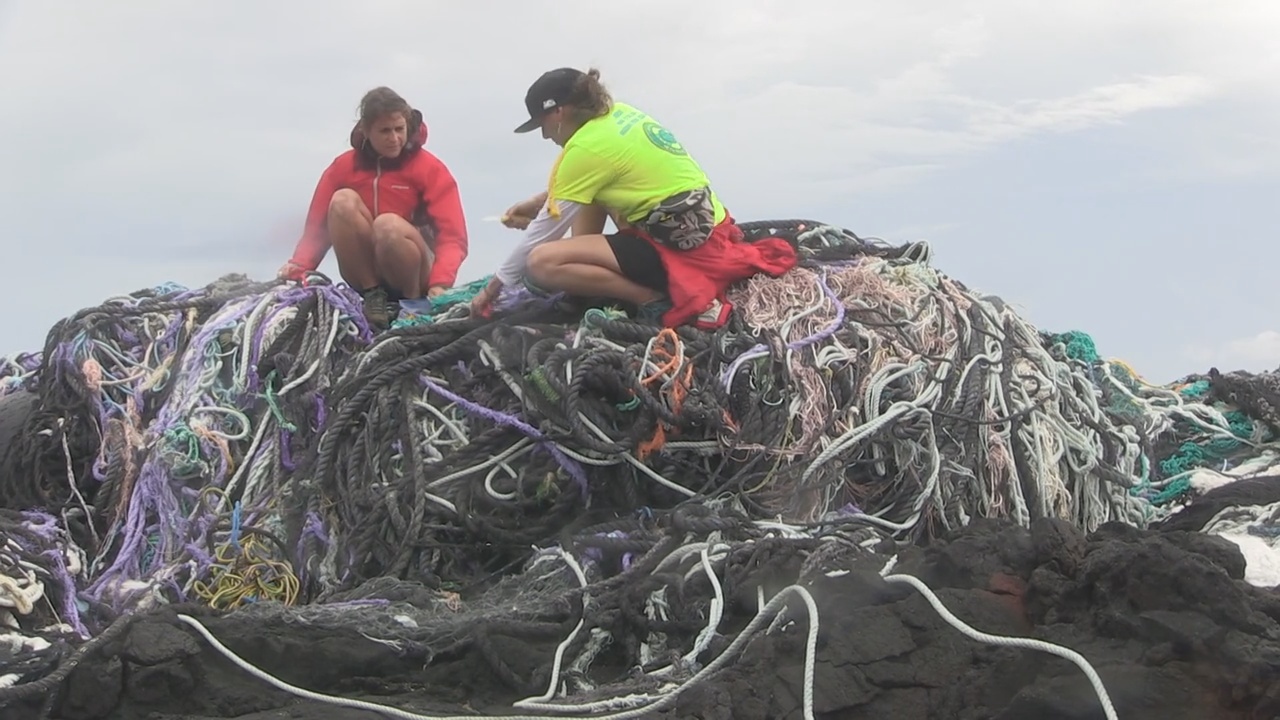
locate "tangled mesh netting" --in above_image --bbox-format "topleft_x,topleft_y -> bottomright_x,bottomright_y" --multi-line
0,221 -> 1279,718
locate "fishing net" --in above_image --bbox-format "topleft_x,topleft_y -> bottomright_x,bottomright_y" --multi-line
0,220 -> 1276,715
195,500 -> 883,716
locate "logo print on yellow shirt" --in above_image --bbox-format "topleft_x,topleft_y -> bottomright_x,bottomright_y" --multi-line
643,121 -> 687,156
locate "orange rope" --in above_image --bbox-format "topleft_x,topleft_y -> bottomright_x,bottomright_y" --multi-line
637,329 -> 693,460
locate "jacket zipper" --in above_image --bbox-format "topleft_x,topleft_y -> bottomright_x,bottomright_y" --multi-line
373,159 -> 382,215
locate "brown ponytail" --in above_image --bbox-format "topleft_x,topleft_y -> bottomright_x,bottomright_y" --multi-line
565,68 -> 613,124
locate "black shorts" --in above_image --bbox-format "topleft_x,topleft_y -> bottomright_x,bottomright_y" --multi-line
606,231 -> 668,294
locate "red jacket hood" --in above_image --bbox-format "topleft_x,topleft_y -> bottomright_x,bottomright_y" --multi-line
349,108 -> 429,167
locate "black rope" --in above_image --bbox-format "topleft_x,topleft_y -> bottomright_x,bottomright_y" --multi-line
3,217 -> 1248,706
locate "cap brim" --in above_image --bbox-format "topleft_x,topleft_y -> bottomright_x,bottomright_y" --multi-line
514,117 -> 541,134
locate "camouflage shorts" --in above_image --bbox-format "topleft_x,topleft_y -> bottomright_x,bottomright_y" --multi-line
640,187 -> 716,251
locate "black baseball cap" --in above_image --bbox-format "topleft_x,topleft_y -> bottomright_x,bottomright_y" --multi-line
514,67 -> 585,133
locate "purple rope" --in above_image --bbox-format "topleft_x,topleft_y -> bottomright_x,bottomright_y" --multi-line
20,511 -> 60,540
720,271 -> 847,389
39,548 -> 89,638
247,285 -> 319,392
313,394 -> 327,430
301,512 -> 329,545
157,312 -> 187,357
89,469 -> 168,599
185,502 -> 222,568
279,428 -> 296,471
320,283 -> 375,343
800,273 -> 847,348
13,514 -> 86,637
495,286 -> 563,313
90,451 -> 110,484
417,376 -> 590,496
184,538 -> 215,572
247,311 -> 285,393
0,352 -> 43,395
160,576 -> 186,603
57,278 -> 439,610
75,284 -> 371,610
295,512 -> 330,581
86,300 -> 261,603
52,342 -> 79,392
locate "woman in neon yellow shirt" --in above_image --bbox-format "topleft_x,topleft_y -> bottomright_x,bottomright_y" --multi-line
472,67 -> 797,328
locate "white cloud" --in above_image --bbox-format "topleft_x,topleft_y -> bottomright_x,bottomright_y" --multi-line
700,71 -> 1215,210
1184,331 -> 1280,374
0,0 -> 1279,366
964,75 -> 1216,140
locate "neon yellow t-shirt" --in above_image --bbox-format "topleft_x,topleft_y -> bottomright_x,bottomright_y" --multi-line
548,102 -> 726,225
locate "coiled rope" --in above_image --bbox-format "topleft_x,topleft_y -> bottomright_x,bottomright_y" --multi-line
0,219 -> 1272,714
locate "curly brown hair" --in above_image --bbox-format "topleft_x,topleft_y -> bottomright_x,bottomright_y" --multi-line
564,68 -> 613,125
358,87 -> 412,129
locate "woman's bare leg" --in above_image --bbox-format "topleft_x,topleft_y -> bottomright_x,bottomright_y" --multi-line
525,234 -> 661,305
371,213 -> 431,299
327,189 -> 378,290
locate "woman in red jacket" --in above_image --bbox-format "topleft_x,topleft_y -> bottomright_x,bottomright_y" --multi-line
279,87 -> 469,328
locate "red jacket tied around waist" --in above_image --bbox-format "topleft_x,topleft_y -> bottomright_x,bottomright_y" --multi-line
634,217 -> 798,328
290,109 -> 469,289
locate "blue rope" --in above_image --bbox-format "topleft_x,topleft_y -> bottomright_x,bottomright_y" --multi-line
230,501 -> 243,550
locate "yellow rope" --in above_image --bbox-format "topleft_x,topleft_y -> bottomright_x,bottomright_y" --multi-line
191,534 -> 300,610
1105,358 -> 1159,388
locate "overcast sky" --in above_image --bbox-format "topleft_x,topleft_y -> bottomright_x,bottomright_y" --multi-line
1,0 -> 1277,383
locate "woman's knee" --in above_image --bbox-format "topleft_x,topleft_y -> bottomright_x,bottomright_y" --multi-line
328,189 -> 366,220
372,213 -> 416,242
372,215 -> 424,266
526,243 -> 560,283
371,213 -> 397,239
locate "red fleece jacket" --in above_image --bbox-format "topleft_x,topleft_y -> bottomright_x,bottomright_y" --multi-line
290,109 -> 469,288
634,214 -> 798,328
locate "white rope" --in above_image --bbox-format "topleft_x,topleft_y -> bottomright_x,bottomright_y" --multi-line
170,541 -> 1127,720
174,582 -> 821,720
514,549 -> 590,708
882,572 -> 1118,720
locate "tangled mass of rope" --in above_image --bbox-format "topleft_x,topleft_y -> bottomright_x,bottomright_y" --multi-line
0,220 -> 1273,716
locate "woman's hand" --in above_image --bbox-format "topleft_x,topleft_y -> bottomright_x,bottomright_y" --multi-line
500,192 -> 548,230
500,212 -> 533,230
276,260 -> 305,281
470,279 -> 501,318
